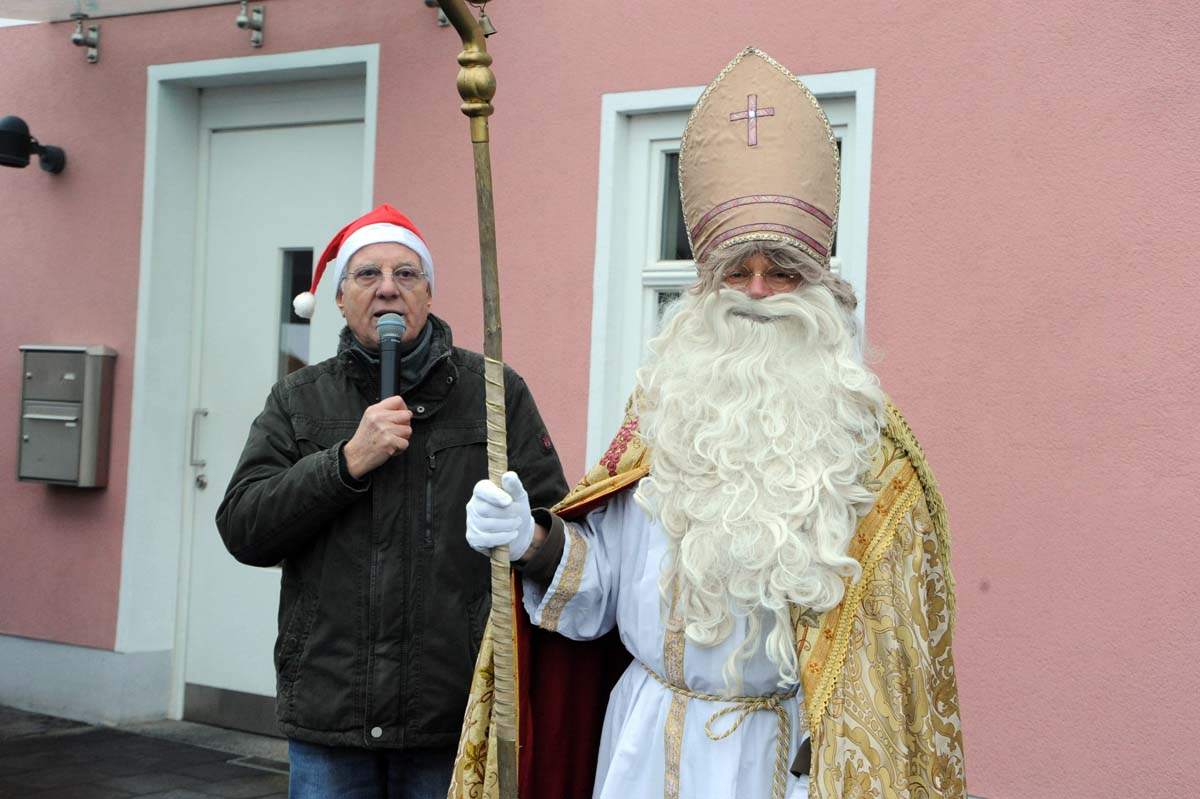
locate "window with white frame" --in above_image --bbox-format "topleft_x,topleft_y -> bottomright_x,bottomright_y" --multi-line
587,72 -> 876,462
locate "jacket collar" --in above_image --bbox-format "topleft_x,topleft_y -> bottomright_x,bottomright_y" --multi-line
338,316 -> 457,406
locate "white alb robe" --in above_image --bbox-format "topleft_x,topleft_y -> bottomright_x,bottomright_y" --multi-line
522,489 -> 810,799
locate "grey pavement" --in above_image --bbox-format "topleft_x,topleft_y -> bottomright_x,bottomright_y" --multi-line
0,706 -> 289,799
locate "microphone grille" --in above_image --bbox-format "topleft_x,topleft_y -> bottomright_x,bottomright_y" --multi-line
376,313 -> 407,340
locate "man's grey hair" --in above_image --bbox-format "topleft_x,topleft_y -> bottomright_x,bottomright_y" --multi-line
693,239 -> 858,311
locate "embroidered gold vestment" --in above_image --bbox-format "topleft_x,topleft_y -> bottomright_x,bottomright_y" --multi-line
449,399 -> 967,799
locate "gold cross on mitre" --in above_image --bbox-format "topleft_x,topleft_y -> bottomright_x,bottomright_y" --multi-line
728,94 -> 775,146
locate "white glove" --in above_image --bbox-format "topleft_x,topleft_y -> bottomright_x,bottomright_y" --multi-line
465,471 -> 535,560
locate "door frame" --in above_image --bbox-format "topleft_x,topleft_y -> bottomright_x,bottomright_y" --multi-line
116,46 -> 378,719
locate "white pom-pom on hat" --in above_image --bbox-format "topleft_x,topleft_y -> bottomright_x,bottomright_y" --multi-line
292,291 -> 316,320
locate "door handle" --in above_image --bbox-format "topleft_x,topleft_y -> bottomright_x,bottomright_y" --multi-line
190,408 -> 209,468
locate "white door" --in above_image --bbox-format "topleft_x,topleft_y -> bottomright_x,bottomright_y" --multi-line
182,80 -> 364,733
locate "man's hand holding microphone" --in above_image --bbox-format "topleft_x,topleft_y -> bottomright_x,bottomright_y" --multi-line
343,313 -> 411,480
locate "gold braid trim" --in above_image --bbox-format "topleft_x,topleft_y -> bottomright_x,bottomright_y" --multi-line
663,694 -> 689,799
539,524 -> 588,632
806,476 -> 923,733
883,398 -> 956,617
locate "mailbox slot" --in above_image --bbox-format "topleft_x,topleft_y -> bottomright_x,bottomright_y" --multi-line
18,345 -> 116,488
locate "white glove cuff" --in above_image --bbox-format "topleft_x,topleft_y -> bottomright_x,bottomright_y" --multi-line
508,520 -> 535,561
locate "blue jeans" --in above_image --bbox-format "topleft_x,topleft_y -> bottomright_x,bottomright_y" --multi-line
288,740 -> 456,799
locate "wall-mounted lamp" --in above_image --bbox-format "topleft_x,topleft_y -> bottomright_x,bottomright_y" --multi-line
0,116 -> 67,174
235,1 -> 265,48
70,13 -> 100,64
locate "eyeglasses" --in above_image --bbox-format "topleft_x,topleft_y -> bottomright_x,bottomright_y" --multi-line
722,267 -> 804,291
346,265 -> 427,289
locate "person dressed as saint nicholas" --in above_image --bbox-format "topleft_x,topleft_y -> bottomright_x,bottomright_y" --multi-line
451,47 -> 967,799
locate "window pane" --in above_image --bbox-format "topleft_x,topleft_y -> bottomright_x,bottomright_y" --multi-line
660,152 -> 691,261
656,289 -> 683,332
279,249 -> 312,379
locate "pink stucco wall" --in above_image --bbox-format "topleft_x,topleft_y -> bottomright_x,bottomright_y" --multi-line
1,1 -> 1196,795
0,22 -> 138,649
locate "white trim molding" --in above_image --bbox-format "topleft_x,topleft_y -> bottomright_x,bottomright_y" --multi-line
0,635 -> 171,725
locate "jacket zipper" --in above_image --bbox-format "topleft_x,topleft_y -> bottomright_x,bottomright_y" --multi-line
424,451 -> 436,547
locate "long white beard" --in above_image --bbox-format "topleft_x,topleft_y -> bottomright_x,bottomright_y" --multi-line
633,286 -> 884,690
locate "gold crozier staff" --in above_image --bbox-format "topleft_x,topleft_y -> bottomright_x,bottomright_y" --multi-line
432,3 -> 518,798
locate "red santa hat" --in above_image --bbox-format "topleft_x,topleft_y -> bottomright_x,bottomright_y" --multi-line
292,204 -> 435,319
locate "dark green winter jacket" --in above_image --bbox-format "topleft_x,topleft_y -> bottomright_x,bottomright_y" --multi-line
216,316 -> 567,748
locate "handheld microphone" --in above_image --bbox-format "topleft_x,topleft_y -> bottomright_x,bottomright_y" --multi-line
377,313 -> 407,398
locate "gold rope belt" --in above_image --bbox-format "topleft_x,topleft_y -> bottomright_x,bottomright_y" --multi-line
641,663 -> 801,799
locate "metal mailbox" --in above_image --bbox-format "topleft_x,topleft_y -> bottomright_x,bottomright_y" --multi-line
18,345 -> 116,487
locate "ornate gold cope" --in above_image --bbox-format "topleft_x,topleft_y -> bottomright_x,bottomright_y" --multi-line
449,398 -> 968,798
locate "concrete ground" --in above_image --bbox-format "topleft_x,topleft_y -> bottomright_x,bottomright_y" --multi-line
0,706 -> 289,798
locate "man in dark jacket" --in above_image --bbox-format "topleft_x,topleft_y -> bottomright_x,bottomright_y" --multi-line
217,204 -> 568,799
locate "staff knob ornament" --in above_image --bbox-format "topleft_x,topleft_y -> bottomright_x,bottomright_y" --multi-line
456,49 -> 496,120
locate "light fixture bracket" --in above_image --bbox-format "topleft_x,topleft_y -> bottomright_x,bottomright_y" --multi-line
235,1 -> 265,48
424,0 -> 451,27
70,13 -> 100,64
